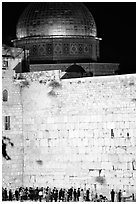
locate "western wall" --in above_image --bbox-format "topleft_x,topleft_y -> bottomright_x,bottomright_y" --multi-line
2,69 -> 136,198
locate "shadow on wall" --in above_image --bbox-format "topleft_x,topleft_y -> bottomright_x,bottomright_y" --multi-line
2,136 -> 14,160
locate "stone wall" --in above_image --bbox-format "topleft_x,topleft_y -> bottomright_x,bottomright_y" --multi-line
20,72 -> 136,197
2,69 -> 23,189
30,62 -> 119,76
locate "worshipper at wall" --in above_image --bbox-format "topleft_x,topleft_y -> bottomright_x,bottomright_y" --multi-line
90,190 -> 94,201
79,189 -> 84,202
15,188 -> 19,201
86,188 -> 90,201
4,188 -> 8,201
45,187 -> 49,202
64,188 -> 68,201
110,189 -> 115,202
38,187 -> 43,202
9,189 -> 13,201
118,189 -> 122,202
122,189 -> 127,202
77,188 -> 80,201
2,185 -> 134,202
73,188 -> 77,201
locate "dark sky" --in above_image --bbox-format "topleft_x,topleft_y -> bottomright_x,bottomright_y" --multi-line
2,2 -> 136,74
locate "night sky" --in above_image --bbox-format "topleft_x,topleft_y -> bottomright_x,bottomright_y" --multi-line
2,2 -> 136,74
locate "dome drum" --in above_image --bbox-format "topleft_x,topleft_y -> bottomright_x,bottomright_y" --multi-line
14,36 -> 99,63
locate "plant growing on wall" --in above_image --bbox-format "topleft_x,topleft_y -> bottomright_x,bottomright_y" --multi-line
95,176 -> 105,185
95,169 -> 106,184
48,80 -> 61,97
19,80 -> 30,88
48,80 -> 61,89
13,73 -> 30,88
48,89 -> 57,97
2,136 -> 14,160
13,79 -> 30,88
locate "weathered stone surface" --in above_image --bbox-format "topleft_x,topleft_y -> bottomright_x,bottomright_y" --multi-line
2,70 -> 136,197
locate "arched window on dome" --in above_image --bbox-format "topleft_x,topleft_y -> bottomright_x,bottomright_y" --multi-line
3,89 -> 8,102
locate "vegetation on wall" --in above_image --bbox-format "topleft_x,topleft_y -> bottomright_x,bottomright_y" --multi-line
13,73 -> 30,88
48,80 -> 61,89
48,80 -> 62,97
2,136 -> 14,160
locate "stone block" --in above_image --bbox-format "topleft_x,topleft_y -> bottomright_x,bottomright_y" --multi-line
101,162 -> 112,170
104,138 -> 110,146
123,170 -> 133,178
127,147 -> 135,154
101,154 -> 108,162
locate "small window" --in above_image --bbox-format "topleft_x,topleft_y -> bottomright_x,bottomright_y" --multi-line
2,60 -> 8,70
5,116 -> 10,130
3,89 -> 8,102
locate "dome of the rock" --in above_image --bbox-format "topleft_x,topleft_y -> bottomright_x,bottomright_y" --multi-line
16,2 -> 97,39
13,2 -> 100,64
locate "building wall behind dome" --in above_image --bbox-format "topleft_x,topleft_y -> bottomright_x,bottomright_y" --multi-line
14,36 -> 99,63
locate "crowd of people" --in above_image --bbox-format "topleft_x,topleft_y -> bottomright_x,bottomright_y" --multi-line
2,186 -> 135,202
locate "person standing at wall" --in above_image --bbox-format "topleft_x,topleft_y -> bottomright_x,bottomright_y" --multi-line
8,189 -> 13,201
73,188 -> 77,201
90,190 -> 94,201
122,190 -> 126,202
64,189 -> 68,201
59,188 -> 62,201
86,188 -> 90,201
77,188 -> 80,201
45,188 -> 49,202
4,188 -> 8,201
79,189 -> 84,202
118,189 -> 122,202
15,188 -> 19,201
110,189 -> 115,202
38,188 -> 43,202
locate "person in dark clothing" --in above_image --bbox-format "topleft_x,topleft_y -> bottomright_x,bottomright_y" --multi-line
62,189 -> 65,201
15,188 -> 19,201
73,189 -> 77,201
2,188 -> 5,201
9,189 -> 13,201
95,192 -> 98,200
35,187 -> 39,201
67,189 -> 70,202
38,188 -> 43,202
59,188 -> 62,201
50,191 -> 53,202
4,188 -> 8,201
53,188 -> 58,202
111,189 -> 115,202
118,190 -> 122,202
132,193 -> 135,201
24,187 -> 28,201
70,187 -> 73,201
86,188 -> 90,201
77,188 -> 80,201
52,187 -> 56,202
29,187 -> 33,201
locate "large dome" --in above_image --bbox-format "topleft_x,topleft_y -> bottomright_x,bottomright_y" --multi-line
14,2 -> 100,64
16,2 -> 97,39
